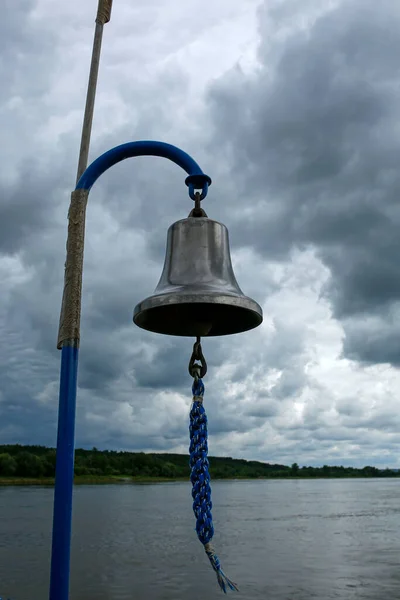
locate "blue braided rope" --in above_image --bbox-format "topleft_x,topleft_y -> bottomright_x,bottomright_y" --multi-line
189,377 -> 238,593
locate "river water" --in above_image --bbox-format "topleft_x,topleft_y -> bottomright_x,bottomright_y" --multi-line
1,479 -> 400,599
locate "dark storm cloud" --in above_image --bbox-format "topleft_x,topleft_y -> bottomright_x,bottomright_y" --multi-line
0,77 -> 203,410
131,338 -> 192,389
207,0 -> 400,365
0,320 -> 60,446
0,1 -> 55,102
243,390 -> 281,418
3,0 -> 400,467
0,0 -> 206,452
0,2 -> 76,254
340,313 -> 400,366
0,164 -> 70,254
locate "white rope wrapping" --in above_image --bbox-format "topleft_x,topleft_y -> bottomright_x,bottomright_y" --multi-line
57,189 -> 89,349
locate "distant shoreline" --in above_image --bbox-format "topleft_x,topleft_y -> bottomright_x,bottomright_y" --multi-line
0,476 -> 180,486
1,475 -> 398,487
1,446 -> 399,482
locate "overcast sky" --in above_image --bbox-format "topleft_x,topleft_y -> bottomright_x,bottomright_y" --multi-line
2,0 -> 400,468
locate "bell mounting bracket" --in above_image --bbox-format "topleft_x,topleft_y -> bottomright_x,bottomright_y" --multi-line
76,140 -> 212,201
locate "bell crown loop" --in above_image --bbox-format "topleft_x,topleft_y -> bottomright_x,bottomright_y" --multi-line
185,173 -> 212,200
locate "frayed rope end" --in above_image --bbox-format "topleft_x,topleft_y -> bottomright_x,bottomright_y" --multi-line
204,543 -> 239,593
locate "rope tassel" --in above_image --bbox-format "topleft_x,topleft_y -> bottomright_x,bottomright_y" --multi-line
189,373 -> 238,593
205,543 -> 239,593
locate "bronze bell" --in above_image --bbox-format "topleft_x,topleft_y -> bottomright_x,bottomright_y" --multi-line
133,216 -> 263,337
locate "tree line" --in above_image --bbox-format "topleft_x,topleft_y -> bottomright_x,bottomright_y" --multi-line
0,445 -> 398,479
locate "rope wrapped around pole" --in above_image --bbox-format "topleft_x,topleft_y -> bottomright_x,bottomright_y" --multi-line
189,340 -> 238,593
96,0 -> 113,24
57,189 -> 89,349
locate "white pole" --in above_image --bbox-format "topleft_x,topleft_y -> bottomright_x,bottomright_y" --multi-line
76,0 -> 113,184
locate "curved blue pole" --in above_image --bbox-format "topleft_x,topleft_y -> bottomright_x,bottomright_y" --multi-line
76,140 -> 212,198
50,140 -> 212,600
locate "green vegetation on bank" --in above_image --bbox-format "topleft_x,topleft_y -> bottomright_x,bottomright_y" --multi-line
0,445 -> 398,484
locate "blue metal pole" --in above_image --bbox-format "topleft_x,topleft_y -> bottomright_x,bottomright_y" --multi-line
49,343 -> 79,600
50,141 -> 211,600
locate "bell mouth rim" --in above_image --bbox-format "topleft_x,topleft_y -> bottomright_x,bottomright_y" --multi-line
134,292 -> 263,314
133,293 -> 263,337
